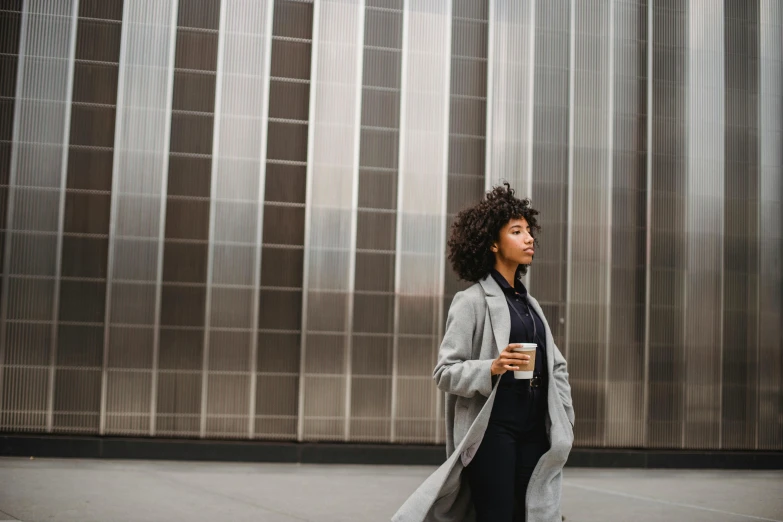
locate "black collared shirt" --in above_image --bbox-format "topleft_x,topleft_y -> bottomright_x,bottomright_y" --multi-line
489,268 -> 548,382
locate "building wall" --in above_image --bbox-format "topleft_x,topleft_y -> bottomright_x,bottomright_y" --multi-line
0,0 -> 781,450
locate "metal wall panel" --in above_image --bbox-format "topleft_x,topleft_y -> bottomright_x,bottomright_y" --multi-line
350,0 -> 403,443
722,0 -> 760,450
0,0 -> 780,451
606,0 -> 647,447
757,0 -> 782,450
299,0 -> 364,442
101,0 -> 179,435
202,0 -> 274,441
444,0 -> 489,298
54,0 -> 123,435
0,0 -> 78,432
568,0 -> 613,447
0,2 -> 23,429
647,0 -> 688,448
207,0 -> 276,441
684,0 -> 725,449
158,0 -> 219,439
446,0 -> 488,231
440,0 -> 489,443
392,0 -> 451,443
530,0 -> 570,350
256,0 -> 313,441
485,0 -> 534,198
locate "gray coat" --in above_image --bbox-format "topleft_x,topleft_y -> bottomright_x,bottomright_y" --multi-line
392,274 -> 575,522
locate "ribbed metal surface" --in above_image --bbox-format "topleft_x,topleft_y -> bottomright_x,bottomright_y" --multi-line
684,0 -> 724,449
0,0 -> 781,449
485,0 -> 534,199
256,0 -> 313,441
55,0 -> 123,435
758,0 -> 782,450
202,0 -> 274,441
391,0 -> 452,443
158,0 -> 220,439
349,0 -> 403,443
0,0 -> 78,432
530,0 -> 569,351
568,0 -> 613,447
220,0 -> 275,441
647,0 -> 689,448
441,0 -> 489,443
606,0 -> 647,447
722,0 -> 759,451
299,0 -> 364,442
101,0 -> 178,435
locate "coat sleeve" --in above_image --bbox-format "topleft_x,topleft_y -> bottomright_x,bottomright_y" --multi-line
432,291 -> 495,398
552,342 -> 575,426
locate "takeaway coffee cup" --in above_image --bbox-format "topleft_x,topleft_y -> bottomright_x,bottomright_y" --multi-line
512,343 -> 537,379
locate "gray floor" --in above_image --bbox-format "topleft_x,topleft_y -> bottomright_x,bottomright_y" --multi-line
0,458 -> 781,521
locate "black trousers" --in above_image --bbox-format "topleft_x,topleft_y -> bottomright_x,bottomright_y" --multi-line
465,379 -> 550,522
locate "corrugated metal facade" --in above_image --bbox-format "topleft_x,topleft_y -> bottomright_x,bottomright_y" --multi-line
0,0 -> 780,449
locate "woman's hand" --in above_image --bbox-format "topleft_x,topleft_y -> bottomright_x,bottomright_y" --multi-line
490,344 -> 530,376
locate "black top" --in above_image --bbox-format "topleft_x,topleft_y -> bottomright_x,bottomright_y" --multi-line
489,268 -> 548,384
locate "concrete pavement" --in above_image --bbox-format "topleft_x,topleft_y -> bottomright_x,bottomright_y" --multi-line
0,457 -> 781,521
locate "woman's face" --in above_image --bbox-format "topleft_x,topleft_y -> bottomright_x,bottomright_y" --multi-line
492,217 -> 535,266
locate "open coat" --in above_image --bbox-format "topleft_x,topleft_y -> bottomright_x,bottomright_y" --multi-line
392,274 -> 575,522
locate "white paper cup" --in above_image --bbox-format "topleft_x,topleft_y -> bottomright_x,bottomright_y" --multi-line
512,343 -> 537,379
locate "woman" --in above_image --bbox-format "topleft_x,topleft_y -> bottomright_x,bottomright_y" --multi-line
393,184 -> 575,522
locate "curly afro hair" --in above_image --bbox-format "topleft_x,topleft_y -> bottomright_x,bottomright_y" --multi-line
447,183 -> 540,283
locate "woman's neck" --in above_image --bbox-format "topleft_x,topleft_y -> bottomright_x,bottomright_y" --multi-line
494,261 -> 518,288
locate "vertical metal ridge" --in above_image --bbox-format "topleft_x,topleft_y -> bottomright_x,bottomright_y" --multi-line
717,1 -> 726,450
150,0 -> 180,438
100,0 -> 131,437
643,0 -> 654,448
683,0 -> 725,449
484,0 -> 495,193
524,0 -> 536,291
564,0 -> 575,361
715,0 -> 726,450
297,0 -> 321,443
249,0 -> 276,441
756,0 -> 763,450
47,0 -> 80,433
485,1 -> 530,198
298,0 -> 364,442
344,0 -> 366,442
756,0 -> 783,450
200,0 -> 227,440
681,2 -> 690,450
0,0 -> 28,423
434,0 -> 454,447
390,0 -> 410,444
754,0 -> 762,451
392,0 -> 451,443
525,0 -> 536,197
603,0 -> 615,448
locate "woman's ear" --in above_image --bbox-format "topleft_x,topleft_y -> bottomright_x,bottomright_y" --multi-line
490,243 -> 498,253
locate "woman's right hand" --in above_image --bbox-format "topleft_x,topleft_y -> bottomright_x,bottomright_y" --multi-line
490,344 -> 530,376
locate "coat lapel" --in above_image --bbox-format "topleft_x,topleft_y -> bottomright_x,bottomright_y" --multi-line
479,274 -> 509,356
